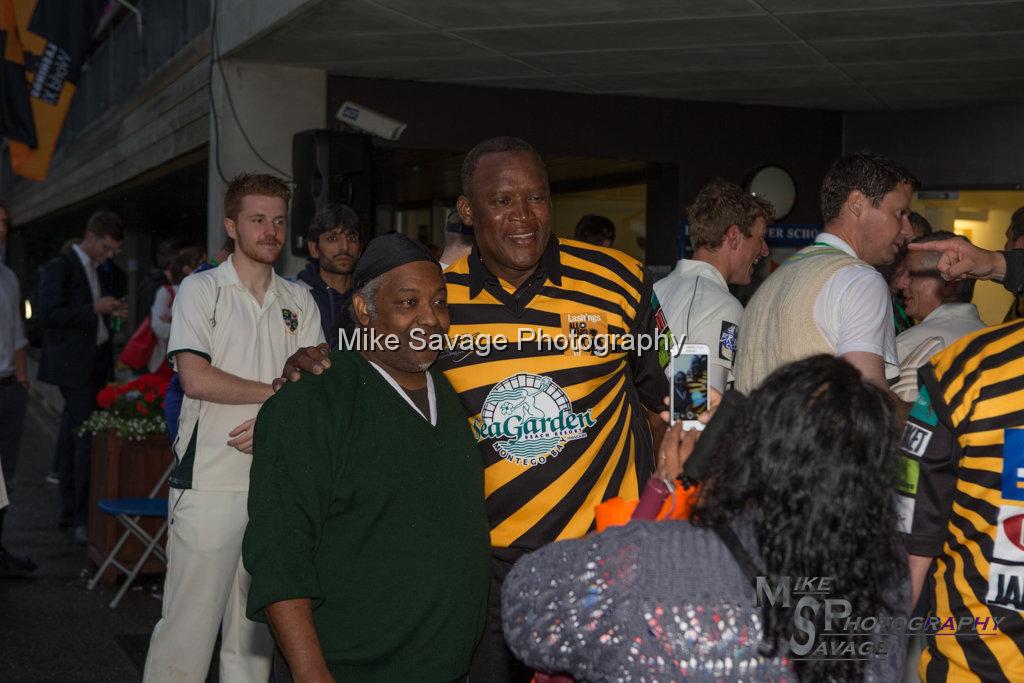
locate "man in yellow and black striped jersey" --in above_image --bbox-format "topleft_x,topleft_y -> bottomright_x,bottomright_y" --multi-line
442,136 -> 672,681
280,136 -> 673,681
900,238 -> 1024,681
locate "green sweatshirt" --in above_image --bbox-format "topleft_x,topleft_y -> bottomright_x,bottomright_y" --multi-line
243,351 -> 490,682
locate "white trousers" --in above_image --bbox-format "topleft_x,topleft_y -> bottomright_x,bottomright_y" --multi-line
143,488 -> 273,683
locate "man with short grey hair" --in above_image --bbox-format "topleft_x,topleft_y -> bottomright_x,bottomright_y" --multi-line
244,234 -> 489,681
891,231 -> 985,401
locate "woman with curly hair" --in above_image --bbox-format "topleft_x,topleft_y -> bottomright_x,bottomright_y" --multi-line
502,354 -> 909,682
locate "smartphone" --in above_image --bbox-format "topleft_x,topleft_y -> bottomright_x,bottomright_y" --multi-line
670,343 -> 711,430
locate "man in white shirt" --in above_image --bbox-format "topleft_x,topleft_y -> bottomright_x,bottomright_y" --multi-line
735,152 -> 918,394
143,173 -> 325,682
891,231 -> 986,401
655,179 -> 772,392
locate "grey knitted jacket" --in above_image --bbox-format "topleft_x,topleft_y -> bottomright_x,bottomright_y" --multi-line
502,520 -> 907,682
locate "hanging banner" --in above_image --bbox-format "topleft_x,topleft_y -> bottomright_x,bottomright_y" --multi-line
0,0 -> 35,148
5,0 -> 105,181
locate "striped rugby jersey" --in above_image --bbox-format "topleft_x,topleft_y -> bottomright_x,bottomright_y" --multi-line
437,237 -> 671,555
901,318 -> 1024,682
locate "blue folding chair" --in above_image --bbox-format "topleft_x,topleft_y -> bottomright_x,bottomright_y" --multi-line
87,464 -> 171,608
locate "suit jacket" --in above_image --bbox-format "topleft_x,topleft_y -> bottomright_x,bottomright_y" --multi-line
36,249 -> 116,388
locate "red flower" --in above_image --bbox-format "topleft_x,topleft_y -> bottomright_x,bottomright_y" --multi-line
97,386 -> 117,409
144,391 -> 158,403
135,401 -> 149,416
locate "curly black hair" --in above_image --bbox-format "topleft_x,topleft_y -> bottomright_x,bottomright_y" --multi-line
690,354 -> 907,682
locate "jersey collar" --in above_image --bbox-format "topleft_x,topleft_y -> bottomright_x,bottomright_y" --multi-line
467,233 -> 563,300
365,358 -> 437,425
214,253 -> 242,288
672,258 -> 729,290
815,232 -> 857,258
215,254 -> 284,309
923,302 -> 981,324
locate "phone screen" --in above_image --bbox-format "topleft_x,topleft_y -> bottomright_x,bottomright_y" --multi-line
672,348 -> 710,424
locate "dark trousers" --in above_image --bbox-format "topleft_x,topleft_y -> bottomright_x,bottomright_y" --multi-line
0,382 -> 29,543
55,347 -> 109,527
469,552 -> 533,683
48,435 -> 61,475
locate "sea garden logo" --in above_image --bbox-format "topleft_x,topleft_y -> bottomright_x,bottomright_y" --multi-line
472,373 -> 595,466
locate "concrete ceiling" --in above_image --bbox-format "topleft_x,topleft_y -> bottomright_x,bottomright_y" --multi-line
230,0 -> 1024,110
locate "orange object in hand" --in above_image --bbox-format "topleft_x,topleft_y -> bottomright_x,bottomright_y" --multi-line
593,481 -> 700,533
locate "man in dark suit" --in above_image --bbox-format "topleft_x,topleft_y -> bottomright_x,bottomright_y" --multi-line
37,211 -> 126,544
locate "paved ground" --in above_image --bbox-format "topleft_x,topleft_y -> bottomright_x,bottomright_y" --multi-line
0,397 -> 170,682
0,396 -> 296,682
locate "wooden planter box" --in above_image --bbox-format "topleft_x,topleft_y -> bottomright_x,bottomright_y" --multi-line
87,431 -> 173,585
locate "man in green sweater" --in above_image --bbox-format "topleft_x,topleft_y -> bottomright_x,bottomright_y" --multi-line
243,234 -> 490,682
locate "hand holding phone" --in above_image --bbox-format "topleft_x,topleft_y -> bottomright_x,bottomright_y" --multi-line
670,343 -> 711,431
93,296 -> 121,315
680,389 -> 748,486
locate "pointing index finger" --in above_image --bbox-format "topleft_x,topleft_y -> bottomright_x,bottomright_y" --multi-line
906,239 -> 958,253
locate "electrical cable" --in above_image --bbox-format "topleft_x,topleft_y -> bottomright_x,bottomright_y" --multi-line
208,0 -> 293,182
207,0 -> 227,184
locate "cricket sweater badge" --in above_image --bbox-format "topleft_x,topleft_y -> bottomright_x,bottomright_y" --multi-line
282,308 -> 299,333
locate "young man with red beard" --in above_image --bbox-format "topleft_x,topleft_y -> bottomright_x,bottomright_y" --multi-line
144,173 -> 324,682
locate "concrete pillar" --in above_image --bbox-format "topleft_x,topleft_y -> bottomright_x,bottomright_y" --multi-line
206,59 -> 326,277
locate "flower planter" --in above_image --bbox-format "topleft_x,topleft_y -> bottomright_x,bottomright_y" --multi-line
87,430 -> 173,585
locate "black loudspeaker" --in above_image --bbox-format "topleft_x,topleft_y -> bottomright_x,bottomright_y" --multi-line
290,130 -> 373,256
